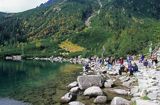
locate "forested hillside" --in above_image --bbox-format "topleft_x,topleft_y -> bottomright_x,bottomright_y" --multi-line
0,0 -> 160,58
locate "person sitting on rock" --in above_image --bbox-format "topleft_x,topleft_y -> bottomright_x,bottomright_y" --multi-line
128,63 -> 133,76
119,64 -> 125,75
143,59 -> 148,68
83,63 -> 90,73
132,62 -> 138,72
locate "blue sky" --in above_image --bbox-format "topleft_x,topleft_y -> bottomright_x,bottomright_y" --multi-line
0,0 -> 48,13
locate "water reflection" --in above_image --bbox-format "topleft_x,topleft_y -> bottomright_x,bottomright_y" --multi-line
0,60 -> 81,105
0,60 -> 63,97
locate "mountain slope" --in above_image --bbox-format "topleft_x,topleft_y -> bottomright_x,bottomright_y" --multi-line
0,0 -> 160,57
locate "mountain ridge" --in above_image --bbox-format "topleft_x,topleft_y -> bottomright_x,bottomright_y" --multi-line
0,0 -> 159,57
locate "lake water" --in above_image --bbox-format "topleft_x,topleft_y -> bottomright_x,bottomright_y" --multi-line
0,60 -> 82,105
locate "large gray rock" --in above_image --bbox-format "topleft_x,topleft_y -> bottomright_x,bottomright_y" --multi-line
140,89 -> 147,97
147,92 -> 158,100
104,79 -> 114,88
110,89 -> 129,95
111,97 -> 130,105
147,86 -> 159,93
69,101 -> 85,105
131,86 -> 139,95
83,86 -> 103,96
119,76 -> 130,82
122,80 -> 132,87
77,75 -> 102,90
68,81 -> 78,88
108,71 -> 118,75
94,96 -> 107,104
61,92 -> 73,103
136,99 -> 158,105
70,86 -> 79,93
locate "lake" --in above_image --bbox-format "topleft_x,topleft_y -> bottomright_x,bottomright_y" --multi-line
0,60 -> 82,105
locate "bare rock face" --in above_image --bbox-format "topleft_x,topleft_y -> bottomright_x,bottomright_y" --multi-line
94,96 -> 107,104
77,75 -> 103,90
111,97 -> 130,105
83,86 -> 103,96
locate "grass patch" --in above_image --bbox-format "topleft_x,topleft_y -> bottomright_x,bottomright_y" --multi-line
141,96 -> 150,100
131,101 -> 136,105
59,40 -> 85,53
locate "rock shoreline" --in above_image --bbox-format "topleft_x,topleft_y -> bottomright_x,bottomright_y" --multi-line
2,52 -> 160,105
32,56 -> 160,105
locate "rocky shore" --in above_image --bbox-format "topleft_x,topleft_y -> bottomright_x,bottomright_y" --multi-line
29,54 -> 160,105
43,56 -> 160,105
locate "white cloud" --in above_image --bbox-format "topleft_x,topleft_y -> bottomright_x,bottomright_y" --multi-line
0,0 -> 48,13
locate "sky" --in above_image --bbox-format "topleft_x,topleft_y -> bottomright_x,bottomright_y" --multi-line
0,0 -> 48,13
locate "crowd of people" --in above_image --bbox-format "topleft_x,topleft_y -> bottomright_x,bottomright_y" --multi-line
83,54 -> 159,76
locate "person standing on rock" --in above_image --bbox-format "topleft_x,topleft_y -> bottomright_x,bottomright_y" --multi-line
139,54 -> 145,63
127,55 -> 133,65
118,57 -> 125,75
104,57 -> 108,68
119,57 -> 124,65
128,62 -> 133,76
83,63 -> 90,74
107,56 -> 113,70
151,54 -> 158,68
127,55 -> 130,63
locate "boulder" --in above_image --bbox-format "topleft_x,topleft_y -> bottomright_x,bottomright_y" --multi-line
133,92 -> 141,97
108,71 -> 118,75
147,92 -> 158,100
77,75 -> 102,90
136,99 -> 158,105
69,101 -> 85,105
140,89 -> 147,97
70,87 -> 79,93
147,86 -> 159,93
104,79 -> 113,88
131,97 -> 141,102
68,81 -> 78,88
110,89 -> 129,95
83,86 -> 103,96
122,80 -> 132,87
94,96 -> 107,104
61,92 -> 73,103
111,97 -> 130,105
131,86 -> 139,95
119,76 -> 130,82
